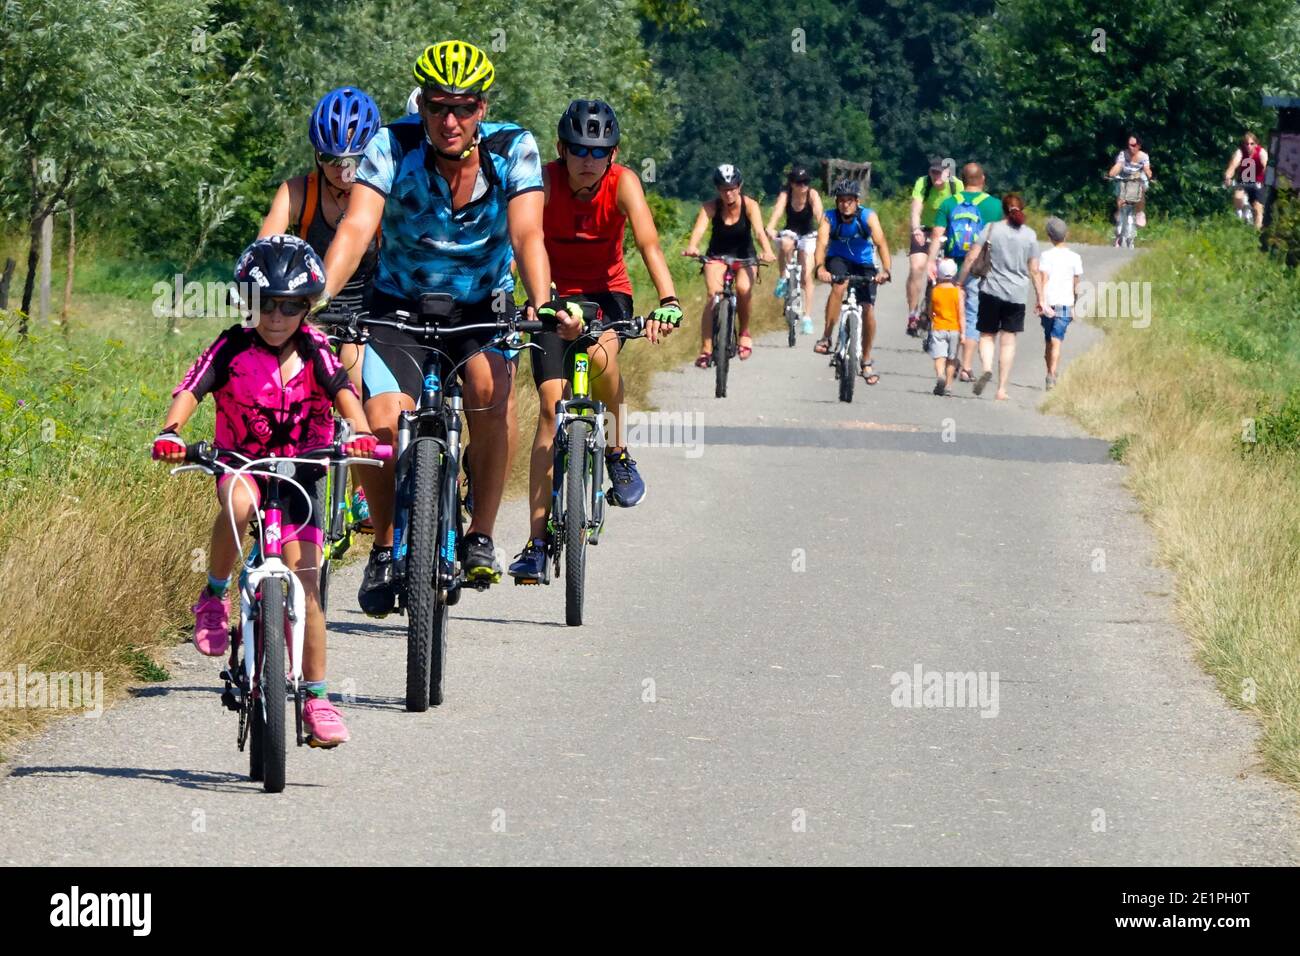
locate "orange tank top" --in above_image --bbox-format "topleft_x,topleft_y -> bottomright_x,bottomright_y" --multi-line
930,283 -> 963,332
543,160 -> 633,296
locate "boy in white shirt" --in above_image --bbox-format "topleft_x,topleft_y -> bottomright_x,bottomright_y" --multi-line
1037,217 -> 1083,390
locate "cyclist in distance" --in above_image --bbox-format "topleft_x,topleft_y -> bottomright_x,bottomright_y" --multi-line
318,39 -> 580,614
1224,131 -> 1269,230
153,236 -> 378,747
765,162 -> 823,335
1106,134 -> 1154,229
812,178 -> 891,384
906,156 -> 957,335
683,164 -> 777,368
508,99 -> 685,581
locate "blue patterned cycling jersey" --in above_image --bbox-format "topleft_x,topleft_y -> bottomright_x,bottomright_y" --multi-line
356,116 -> 543,305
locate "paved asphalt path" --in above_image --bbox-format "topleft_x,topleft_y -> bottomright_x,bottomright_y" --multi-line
3,245 -> 1299,865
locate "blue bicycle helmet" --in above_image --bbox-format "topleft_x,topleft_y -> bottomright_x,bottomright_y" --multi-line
308,87 -> 381,157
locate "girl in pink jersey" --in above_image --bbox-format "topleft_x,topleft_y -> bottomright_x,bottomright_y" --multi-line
152,236 -> 376,747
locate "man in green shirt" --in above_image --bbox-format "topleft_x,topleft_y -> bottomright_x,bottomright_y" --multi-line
906,156 -> 958,334
927,162 -> 1003,382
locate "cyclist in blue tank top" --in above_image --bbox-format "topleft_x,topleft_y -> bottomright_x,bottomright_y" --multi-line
812,179 -> 891,384
318,40 -> 581,614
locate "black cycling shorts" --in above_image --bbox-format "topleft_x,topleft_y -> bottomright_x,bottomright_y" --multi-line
976,292 -> 1026,334
529,291 -> 631,387
362,288 -> 516,403
826,257 -> 878,306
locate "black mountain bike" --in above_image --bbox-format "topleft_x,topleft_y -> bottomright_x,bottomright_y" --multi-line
513,304 -> 646,627
697,255 -> 761,398
339,298 -> 543,711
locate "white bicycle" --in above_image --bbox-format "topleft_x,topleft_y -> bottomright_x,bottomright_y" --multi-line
1109,173 -> 1149,248
779,252 -> 804,347
828,271 -> 876,403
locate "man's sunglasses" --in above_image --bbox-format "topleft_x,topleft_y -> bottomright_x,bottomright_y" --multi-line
567,144 -> 612,159
257,298 -> 311,316
423,100 -> 479,119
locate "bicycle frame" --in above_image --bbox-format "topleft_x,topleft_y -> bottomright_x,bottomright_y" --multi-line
550,339 -> 610,554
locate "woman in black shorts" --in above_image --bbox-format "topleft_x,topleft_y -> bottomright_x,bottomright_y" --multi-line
956,193 -> 1046,401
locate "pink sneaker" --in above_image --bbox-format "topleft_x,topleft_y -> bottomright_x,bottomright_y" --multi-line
303,697 -> 350,748
192,589 -> 230,657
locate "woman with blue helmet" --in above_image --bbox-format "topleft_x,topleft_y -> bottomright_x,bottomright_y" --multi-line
260,87 -> 383,527
260,87 -> 383,322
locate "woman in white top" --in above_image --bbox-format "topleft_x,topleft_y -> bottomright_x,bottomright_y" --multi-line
1107,133 -> 1154,226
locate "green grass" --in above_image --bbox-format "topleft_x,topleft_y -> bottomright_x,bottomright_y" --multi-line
1047,218 -> 1300,788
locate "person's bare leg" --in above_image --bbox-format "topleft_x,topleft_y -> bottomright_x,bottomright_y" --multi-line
862,302 -> 877,368
978,332 -> 996,375
945,356 -> 958,389
1253,200 -> 1265,231
995,331 -> 1017,400
590,329 -> 624,447
461,351 -> 510,540
1047,338 -> 1063,377
907,252 -> 927,316
285,539 -> 326,682
822,281 -> 845,342
360,392 -> 414,547
527,378 -> 566,541
208,478 -> 258,581
699,261 -> 724,354
735,267 -> 754,344
799,248 -> 814,313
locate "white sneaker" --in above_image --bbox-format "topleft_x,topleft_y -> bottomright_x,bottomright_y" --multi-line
799,315 -> 814,335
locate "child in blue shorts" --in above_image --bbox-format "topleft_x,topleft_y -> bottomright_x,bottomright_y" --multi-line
1037,217 -> 1083,391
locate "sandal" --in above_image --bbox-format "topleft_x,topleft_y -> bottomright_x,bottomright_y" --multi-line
738,335 -> 753,360
958,368 -> 974,383
694,350 -> 712,368
813,336 -> 831,354
860,360 -> 880,386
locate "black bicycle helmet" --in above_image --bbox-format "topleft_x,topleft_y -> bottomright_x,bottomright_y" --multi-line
713,163 -> 742,187
788,162 -> 812,183
558,99 -> 620,148
233,235 -> 326,301
832,178 -> 861,198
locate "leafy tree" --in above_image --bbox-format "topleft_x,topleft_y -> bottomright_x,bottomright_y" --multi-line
0,0 -> 237,324
970,0 -> 1300,215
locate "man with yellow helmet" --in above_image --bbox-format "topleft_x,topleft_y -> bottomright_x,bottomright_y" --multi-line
321,40 -> 581,613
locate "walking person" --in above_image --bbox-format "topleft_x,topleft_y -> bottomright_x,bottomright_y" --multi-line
955,193 -> 1045,401
1037,217 -> 1082,390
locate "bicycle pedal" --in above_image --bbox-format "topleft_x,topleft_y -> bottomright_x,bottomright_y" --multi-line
514,576 -> 542,586
306,736 -> 342,750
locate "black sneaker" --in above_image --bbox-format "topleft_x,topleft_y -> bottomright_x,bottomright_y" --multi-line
358,547 -> 396,617
605,448 -> 645,507
460,532 -> 502,585
509,538 -> 547,584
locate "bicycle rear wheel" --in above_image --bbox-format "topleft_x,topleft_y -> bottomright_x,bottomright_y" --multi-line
254,577 -> 287,793
714,297 -> 732,399
404,440 -> 445,712
564,418 -> 592,626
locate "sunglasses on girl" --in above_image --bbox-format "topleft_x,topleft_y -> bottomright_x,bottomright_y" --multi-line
424,100 -> 479,119
258,298 -> 311,316
567,144 -> 612,159
316,152 -> 360,168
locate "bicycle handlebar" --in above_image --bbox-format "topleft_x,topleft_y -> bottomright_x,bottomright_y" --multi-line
179,441 -> 392,473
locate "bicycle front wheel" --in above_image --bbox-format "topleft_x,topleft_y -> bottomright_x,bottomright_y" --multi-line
564,418 -> 592,626
714,297 -> 732,399
254,577 -> 287,793
404,440 -> 445,712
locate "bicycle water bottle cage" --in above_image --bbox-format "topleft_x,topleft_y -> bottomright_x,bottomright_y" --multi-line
418,293 -> 455,322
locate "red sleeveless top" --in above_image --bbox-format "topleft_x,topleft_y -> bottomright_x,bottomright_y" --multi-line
543,160 -> 633,296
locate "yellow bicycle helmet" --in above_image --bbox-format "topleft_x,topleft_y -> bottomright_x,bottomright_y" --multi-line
413,40 -> 495,97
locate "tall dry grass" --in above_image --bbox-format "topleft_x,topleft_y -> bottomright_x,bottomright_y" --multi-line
1046,236 -> 1300,786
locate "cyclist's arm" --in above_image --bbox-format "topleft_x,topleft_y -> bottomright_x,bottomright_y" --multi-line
541,162 -> 551,203
259,179 -> 297,238
748,197 -> 776,260
683,203 -> 710,256
1260,147 -> 1269,171
334,386 -> 372,436
927,202 -> 948,265
813,218 -> 831,279
867,211 -> 891,279
1106,158 -> 1123,178
322,184 -> 384,299
159,390 -> 199,435
507,189 -> 554,309
811,189 -> 824,223
1224,148 -> 1243,183
617,170 -> 678,302
910,179 -> 925,232
765,190 -> 786,235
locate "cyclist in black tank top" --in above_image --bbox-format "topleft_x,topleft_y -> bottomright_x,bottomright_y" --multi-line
683,164 -> 776,365
259,88 -> 383,398
763,163 -> 823,333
